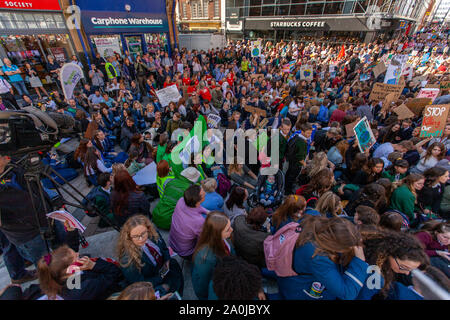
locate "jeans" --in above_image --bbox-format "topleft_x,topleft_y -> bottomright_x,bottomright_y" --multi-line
0,230 -> 28,280
15,234 -> 47,266
11,81 -> 30,96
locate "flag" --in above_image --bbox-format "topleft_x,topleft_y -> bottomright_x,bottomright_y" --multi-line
170,115 -> 208,177
337,45 -> 345,60
282,64 -> 290,73
289,60 -> 296,72
60,63 -> 84,100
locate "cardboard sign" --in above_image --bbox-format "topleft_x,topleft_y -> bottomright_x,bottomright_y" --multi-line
345,120 -> 359,138
382,92 -> 397,112
406,98 -> 433,116
369,82 -> 404,101
416,88 -> 440,102
425,83 -> 441,88
244,105 -> 267,118
156,84 -> 182,107
420,104 -> 450,138
440,81 -> 450,90
354,116 -> 376,152
372,61 -> 387,78
393,104 -> 415,120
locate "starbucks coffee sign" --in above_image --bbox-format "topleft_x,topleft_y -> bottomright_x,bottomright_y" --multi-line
270,21 -> 327,29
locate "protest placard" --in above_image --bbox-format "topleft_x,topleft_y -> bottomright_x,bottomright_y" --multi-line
354,116 -> 376,153
406,98 -> 433,116
372,61 -> 387,78
416,88 -> 440,102
345,120 -> 359,138
156,84 -> 182,107
207,114 -> 221,129
47,210 -> 86,232
419,104 -> 450,138
382,93 -> 397,112
133,161 -> 157,186
425,83 -> 440,89
393,104 -> 415,120
369,82 -> 404,101
244,105 -> 267,118
300,65 -> 313,81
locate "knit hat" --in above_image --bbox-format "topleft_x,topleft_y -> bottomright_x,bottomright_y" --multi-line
180,167 -> 201,183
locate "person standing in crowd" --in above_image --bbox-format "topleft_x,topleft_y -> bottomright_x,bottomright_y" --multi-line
0,70 -> 19,109
2,58 -> 29,96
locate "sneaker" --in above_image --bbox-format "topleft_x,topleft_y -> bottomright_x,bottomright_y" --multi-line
11,270 -> 38,285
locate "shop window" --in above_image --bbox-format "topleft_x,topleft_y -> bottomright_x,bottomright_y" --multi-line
290,4 -> 306,15
0,13 -> 17,29
23,14 -> 38,29
249,6 -> 261,16
235,0 -> 244,7
11,13 -> 26,29
275,4 -> 290,15
324,1 -> 344,14
44,14 -> 56,28
54,14 -> 65,28
261,5 -> 275,15
34,14 -> 47,29
306,2 -> 324,15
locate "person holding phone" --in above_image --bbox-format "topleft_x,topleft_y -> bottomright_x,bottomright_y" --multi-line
117,215 -> 184,296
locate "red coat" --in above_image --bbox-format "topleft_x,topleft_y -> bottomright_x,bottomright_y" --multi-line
199,87 -> 212,102
182,77 -> 191,86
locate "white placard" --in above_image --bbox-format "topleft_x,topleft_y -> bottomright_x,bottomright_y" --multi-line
94,37 -> 122,58
155,84 -> 182,107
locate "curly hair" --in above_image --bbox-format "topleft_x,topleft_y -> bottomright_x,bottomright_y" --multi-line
362,230 -> 430,299
117,215 -> 160,271
212,256 -> 262,300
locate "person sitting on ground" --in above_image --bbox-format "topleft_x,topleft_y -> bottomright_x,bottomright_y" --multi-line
118,215 -> 184,296
125,150 -> 146,176
353,205 -> 380,228
200,178 -> 224,212
116,281 -> 173,300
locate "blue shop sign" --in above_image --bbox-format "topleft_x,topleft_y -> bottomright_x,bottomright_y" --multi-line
77,0 -> 169,34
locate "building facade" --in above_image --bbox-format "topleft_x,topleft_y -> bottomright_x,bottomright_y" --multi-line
225,0 -> 430,42
177,0 -> 223,32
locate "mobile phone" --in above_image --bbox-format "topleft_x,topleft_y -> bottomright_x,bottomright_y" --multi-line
168,291 -> 182,300
159,264 -> 169,278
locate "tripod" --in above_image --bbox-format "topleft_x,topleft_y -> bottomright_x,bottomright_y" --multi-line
0,150 -> 120,254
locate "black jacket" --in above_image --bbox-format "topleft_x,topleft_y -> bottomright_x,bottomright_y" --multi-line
111,191 -> 151,227
418,184 -> 444,215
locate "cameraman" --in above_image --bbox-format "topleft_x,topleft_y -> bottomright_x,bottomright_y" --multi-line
0,154 -> 76,268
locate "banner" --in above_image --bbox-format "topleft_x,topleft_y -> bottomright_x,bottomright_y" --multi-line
49,47 -> 66,63
59,63 -> 84,100
416,88 -> 440,102
420,104 -> 450,138
401,63 -> 414,82
133,162 -> 157,186
300,65 -> 313,81
354,116 -> 376,153
93,37 -> 122,58
47,210 -> 86,232
155,84 -> 182,107
244,105 -> 267,118
369,82 -> 404,101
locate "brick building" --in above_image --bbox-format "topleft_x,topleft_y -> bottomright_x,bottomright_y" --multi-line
177,0 -> 223,32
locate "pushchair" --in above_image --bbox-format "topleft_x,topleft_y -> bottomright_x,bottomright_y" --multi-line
248,169 -> 285,212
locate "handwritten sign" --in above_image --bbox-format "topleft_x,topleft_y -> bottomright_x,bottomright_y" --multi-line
416,88 -> 440,102
420,104 -> 450,138
393,104 -> 415,120
155,84 -> 182,107
369,82 -> 404,101
354,116 -> 376,153
207,114 -> 221,129
425,83 -> 440,89
300,65 -> 313,81
244,105 -> 267,118
382,93 -> 397,112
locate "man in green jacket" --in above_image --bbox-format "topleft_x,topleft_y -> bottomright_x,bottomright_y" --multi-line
152,167 -> 201,230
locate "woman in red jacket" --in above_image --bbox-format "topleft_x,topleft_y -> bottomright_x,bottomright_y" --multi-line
415,220 -> 450,277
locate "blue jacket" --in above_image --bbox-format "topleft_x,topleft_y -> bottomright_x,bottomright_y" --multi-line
277,242 -> 369,300
317,105 -> 329,123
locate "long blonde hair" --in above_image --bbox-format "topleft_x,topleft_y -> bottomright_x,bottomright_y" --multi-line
305,152 -> 328,178
117,215 -> 160,271
315,191 -> 342,217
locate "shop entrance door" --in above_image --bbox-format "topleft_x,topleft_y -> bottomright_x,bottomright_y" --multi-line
125,35 -> 143,58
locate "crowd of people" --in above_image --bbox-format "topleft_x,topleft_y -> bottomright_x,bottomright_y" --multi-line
0,29 -> 450,300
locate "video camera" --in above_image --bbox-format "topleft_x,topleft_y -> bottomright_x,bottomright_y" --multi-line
0,107 -> 79,157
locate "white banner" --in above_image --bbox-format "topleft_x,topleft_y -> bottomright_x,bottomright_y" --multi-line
155,84 -> 182,107
94,37 -> 122,58
60,63 -> 84,100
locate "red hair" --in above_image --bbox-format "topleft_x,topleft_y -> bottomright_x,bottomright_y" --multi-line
113,170 -> 138,216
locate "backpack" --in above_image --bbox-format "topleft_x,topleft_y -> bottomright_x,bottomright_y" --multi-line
216,173 -> 231,198
82,186 -> 108,217
263,222 -> 302,277
295,185 -> 318,207
286,135 -> 300,161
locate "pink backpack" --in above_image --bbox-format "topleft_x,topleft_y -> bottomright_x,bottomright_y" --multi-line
264,222 -> 302,277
